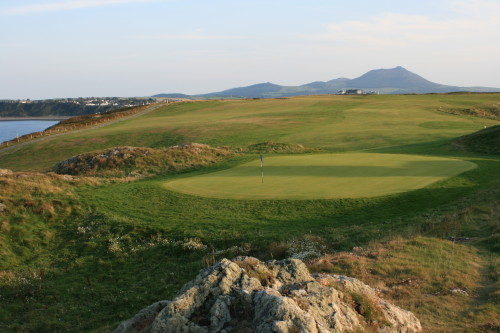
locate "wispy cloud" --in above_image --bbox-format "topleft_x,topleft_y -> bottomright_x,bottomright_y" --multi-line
303,15 -> 470,47
452,0 -> 500,17
0,0 -> 158,16
137,33 -> 247,40
300,0 -> 500,47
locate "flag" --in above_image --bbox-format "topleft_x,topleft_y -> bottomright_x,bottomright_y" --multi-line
260,154 -> 263,163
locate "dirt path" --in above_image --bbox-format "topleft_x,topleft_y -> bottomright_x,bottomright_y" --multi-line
0,103 -> 166,157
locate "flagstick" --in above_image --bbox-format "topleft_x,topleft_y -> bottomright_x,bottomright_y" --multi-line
260,155 -> 264,183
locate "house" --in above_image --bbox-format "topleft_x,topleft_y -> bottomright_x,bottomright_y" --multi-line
345,89 -> 363,95
338,89 -> 363,95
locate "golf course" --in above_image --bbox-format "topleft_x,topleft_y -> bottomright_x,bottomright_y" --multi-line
0,93 -> 499,332
163,153 -> 477,199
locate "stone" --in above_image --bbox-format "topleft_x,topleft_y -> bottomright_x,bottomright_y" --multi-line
115,257 -> 423,333
450,288 -> 469,296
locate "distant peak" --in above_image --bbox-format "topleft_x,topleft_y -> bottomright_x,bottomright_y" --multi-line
372,66 -> 408,72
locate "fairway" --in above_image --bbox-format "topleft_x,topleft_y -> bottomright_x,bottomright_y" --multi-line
1,94 -> 498,171
163,153 -> 476,199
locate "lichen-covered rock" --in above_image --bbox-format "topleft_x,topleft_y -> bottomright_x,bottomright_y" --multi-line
114,257 -> 422,333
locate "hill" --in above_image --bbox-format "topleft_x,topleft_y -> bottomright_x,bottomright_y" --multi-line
153,67 -> 500,98
452,125 -> 500,155
0,98 -> 157,118
347,66 -> 453,93
0,100 -> 115,118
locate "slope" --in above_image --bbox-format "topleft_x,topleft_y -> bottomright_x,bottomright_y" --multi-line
1,94 -> 499,172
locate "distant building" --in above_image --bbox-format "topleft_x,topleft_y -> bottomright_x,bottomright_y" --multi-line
338,89 -> 363,95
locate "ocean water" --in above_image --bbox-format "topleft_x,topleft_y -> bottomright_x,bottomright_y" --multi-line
0,120 -> 60,143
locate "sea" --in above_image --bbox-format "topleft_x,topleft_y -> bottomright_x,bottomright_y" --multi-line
0,120 -> 60,143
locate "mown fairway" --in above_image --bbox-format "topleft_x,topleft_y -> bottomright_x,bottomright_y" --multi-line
163,153 -> 476,199
0,94 -> 498,171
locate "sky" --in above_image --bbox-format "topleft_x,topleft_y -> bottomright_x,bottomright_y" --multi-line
1,0 -> 499,99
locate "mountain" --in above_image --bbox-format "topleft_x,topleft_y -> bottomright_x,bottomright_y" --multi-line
151,93 -> 192,99
347,66 -> 452,93
153,67 -> 500,98
198,82 -> 283,98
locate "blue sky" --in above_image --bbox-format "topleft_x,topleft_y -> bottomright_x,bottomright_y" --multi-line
1,0 -> 499,99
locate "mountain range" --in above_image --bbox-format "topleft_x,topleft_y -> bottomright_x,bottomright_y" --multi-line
153,66 -> 500,99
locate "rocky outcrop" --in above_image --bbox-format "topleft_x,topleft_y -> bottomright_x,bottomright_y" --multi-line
114,257 -> 422,333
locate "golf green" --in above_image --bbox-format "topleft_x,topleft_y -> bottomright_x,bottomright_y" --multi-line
162,153 -> 477,199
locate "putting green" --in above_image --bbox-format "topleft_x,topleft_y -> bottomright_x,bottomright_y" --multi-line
162,153 -> 477,199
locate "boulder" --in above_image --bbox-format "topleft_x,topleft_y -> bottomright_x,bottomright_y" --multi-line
114,257 -> 422,333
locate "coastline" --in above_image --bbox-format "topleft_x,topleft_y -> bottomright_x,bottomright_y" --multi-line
0,116 -> 72,121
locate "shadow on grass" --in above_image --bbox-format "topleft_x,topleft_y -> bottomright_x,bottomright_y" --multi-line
80,154 -> 498,251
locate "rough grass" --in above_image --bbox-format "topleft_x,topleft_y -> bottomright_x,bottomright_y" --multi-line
306,186 -> 500,332
308,236 -> 499,332
0,171 -> 98,268
245,141 -> 313,153
52,143 -> 233,177
438,101 -> 500,120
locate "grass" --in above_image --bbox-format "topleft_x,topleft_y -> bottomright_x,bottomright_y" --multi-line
162,153 -> 476,199
0,105 -> 152,149
52,144 -> 233,177
452,125 -> 500,155
0,93 -> 499,332
1,94 -> 499,172
308,234 -> 500,332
